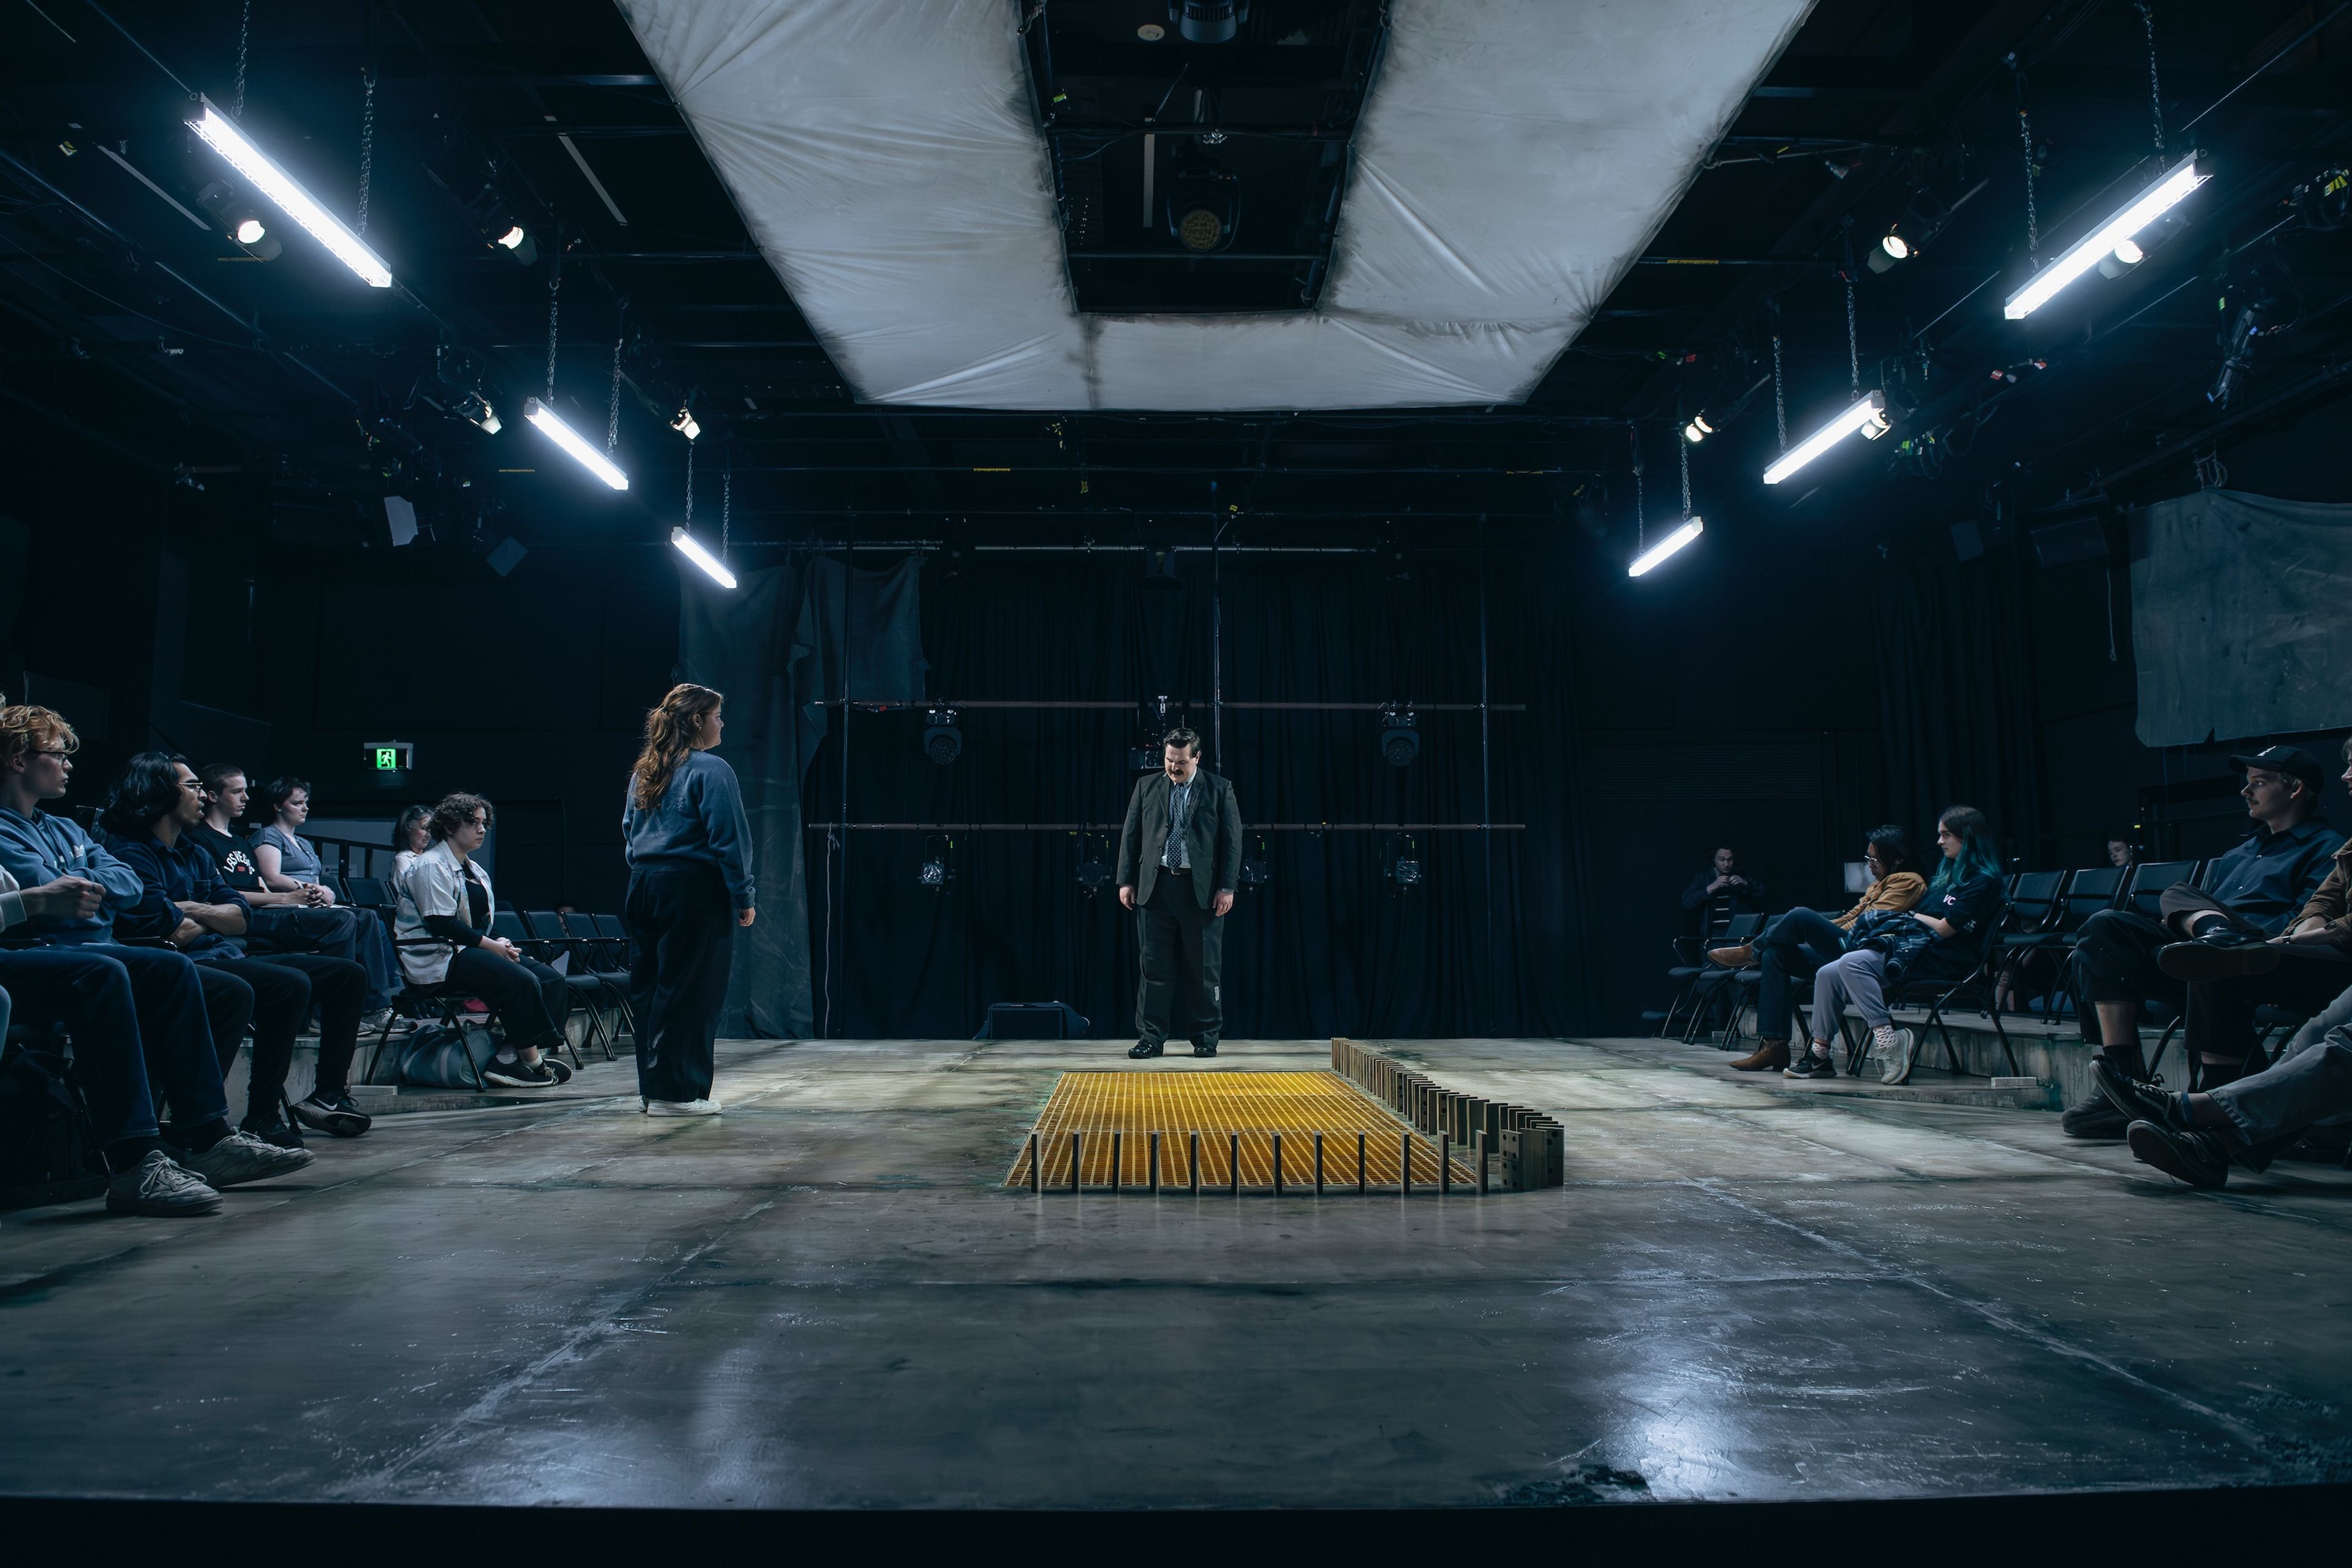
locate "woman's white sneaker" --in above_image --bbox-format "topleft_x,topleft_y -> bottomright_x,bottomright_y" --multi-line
179,1129 -> 316,1188
643,1098 -> 722,1117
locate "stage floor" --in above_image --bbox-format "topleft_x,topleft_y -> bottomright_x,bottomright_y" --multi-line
4,1035 -> 2350,1508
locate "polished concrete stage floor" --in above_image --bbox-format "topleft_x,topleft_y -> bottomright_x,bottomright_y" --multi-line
4,1035 -> 2350,1509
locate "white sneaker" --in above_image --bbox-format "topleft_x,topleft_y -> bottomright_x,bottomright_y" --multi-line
642,1098 -> 722,1117
1877,1026 -> 1920,1085
178,1129 -> 317,1188
105,1150 -> 223,1216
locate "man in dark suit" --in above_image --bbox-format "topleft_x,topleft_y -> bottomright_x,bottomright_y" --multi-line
1117,727 -> 1243,1059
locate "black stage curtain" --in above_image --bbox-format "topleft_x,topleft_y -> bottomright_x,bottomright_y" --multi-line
801,549 -> 1585,1042
679,555 -> 927,1037
1870,557 -> 2047,863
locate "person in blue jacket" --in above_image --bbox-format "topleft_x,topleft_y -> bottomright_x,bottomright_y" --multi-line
1784,805 -> 2007,1086
622,683 -> 755,1118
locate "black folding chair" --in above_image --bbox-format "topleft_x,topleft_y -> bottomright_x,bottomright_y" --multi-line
1681,913 -> 1764,1045
2119,859 -> 2202,921
1856,913 -> 2019,1079
560,911 -> 635,1044
1989,870 -> 2067,1011
361,937 -> 497,1090
518,911 -> 617,1061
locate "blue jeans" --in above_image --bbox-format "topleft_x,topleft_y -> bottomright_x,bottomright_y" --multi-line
1754,908 -> 1850,1040
2209,1019 -> 2352,1169
0,944 -> 230,1162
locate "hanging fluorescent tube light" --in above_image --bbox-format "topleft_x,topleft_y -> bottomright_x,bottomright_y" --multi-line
185,96 -> 392,288
1628,518 -> 1703,578
1762,390 -> 1890,486
2003,153 -> 2207,320
671,528 -> 737,589
523,398 -> 628,489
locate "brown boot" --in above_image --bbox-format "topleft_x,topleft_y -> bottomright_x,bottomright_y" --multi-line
1707,944 -> 1754,968
1730,1037 -> 1789,1072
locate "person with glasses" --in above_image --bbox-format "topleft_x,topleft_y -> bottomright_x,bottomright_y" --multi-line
1718,825 -> 1927,1074
1783,806 -> 2007,1085
0,702 -> 314,1202
102,753 -> 375,1144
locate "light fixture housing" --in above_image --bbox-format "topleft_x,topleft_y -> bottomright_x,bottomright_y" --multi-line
2003,153 -> 2207,320
671,406 -> 701,442
233,216 -> 266,245
1683,414 -> 1714,443
186,96 -> 393,288
492,223 -> 538,266
496,225 -> 526,249
525,397 -> 629,489
1762,391 -> 1890,486
1867,230 -> 1910,273
923,707 -> 963,766
1378,706 -> 1419,768
670,527 -> 736,588
1629,517 -> 1704,577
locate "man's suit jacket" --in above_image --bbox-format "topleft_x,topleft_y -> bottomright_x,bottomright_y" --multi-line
1117,769 -> 1243,911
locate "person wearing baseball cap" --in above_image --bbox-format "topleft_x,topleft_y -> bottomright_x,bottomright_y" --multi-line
2063,742 -> 2345,1139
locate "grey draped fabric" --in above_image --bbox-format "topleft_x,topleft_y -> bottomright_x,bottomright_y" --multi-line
677,554 -> 926,1036
2131,489 -> 2352,747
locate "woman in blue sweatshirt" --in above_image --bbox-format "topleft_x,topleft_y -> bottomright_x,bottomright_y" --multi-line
622,682 -> 755,1117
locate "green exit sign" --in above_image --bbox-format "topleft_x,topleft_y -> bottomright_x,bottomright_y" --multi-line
374,748 -> 398,771
363,741 -> 413,774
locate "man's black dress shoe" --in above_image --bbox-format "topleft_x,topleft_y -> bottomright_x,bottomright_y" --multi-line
1192,1041 -> 1218,1058
1128,1041 -> 1164,1059
2157,927 -> 2283,983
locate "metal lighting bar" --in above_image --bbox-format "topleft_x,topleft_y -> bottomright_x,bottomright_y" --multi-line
2003,154 -> 2207,320
1628,518 -> 1703,577
1761,390 -> 1889,485
671,528 -> 737,588
185,96 -> 391,288
524,398 -> 628,489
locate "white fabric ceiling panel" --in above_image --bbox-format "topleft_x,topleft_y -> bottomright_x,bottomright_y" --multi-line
619,0 -> 1813,411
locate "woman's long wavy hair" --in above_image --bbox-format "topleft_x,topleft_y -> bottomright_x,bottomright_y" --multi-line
631,683 -> 725,812
1931,804 -> 2002,894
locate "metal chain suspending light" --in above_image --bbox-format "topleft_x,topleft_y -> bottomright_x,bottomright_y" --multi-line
356,66 -> 376,238
2137,1 -> 2166,153
608,320 -> 624,454
1678,417 -> 1692,520
2017,107 -> 2039,262
1845,275 -> 1860,398
722,442 -> 731,563
684,435 -> 695,524
1772,328 -> 1787,451
1629,423 -> 1644,552
232,0 -> 251,120
545,249 -> 560,401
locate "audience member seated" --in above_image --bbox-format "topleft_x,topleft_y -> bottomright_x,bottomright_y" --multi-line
247,773 -> 405,1024
393,793 -> 573,1089
0,703 -> 313,1196
104,753 -> 375,1143
391,804 -> 432,884
2062,745 -> 2344,1140
2108,836 -> 2138,870
2151,738 -> 2352,1090
1720,824 -> 1926,1073
1681,845 -> 1767,938
1784,805 -> 2007,1086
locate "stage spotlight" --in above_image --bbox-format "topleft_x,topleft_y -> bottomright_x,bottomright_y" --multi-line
1762,390 -> 1890,486
671,405 -> 701,442
525,398 -> 628,489
2004,153 -> 2207,320
1629,518 -> 1703,577
1379,706 -> 1419,768
1386,834 -> 1423,891
1867,230 -> 1910,273
492,223 -> 538,266
187,96 -> 392,288
1683,414 -> 1714,443
457,392 -> 500,435
923,707 -> 963,766
1076,834 -> 1112,894
1170,0 -> 1248,44
918,835 -> 955,891
2095,237 -> 2145,280
197,183 -> 282,260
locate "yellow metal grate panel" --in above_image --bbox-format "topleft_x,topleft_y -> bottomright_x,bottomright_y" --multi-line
1006,1071 -> 1474,1190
